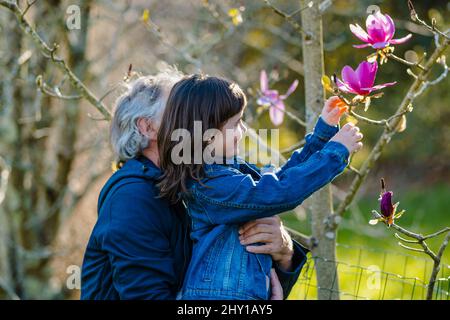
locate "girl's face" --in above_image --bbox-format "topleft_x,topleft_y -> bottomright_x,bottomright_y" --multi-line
211,109 -> 247,160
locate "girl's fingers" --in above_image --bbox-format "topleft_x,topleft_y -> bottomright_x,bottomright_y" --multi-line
351,126 -> 360,134
338,106 -> 349,115
354,142 -> 363,150
325,96 -> 340,111
240,233 -> 273,245
355,132 -> 363,140
343,122 -> 355,130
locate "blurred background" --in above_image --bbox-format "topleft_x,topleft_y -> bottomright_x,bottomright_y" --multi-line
0,0 -> 449,299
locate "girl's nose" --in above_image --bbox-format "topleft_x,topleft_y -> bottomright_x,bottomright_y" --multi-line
241,121 -> 248,133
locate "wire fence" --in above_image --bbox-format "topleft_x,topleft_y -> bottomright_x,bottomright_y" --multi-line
290,242 -> 450,300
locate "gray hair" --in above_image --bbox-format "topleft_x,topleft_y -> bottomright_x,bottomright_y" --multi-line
110,69 -> 183,163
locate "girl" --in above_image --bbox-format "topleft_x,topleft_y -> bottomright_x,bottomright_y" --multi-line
157,74 -> 363,300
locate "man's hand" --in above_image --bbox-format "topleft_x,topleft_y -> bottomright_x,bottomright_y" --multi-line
239,216 -> 294,272
269,268 -> 283,300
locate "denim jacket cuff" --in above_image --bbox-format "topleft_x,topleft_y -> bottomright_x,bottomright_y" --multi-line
274,240 -> 308,299
322,140 -> 350,165
314,116 -> 340,141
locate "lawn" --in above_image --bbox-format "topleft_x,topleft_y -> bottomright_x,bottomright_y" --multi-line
282,183 -> 450,300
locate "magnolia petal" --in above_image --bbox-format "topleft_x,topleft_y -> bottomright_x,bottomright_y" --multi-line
260,70 -> 269,92
394,209 -> 405,219
372,41 -> 390,49
384,14 -> 396,40
362,81 -> 397,91
366,13 -> 387,43
353,43 -> 371,49
269,101 -> 285,126
389,34 -> 412,45
341,66 -> 360,90
280,79 -> 299,99
335,78 -> 356,94
356,61 -> 377,90
349,23 -> 370,43
376,12 -> 394,40
257,97 -> 271,106
262,90 -> 280,101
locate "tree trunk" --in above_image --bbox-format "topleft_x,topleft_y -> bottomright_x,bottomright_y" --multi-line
0,0 -> 91,299
300,0 -> 340,300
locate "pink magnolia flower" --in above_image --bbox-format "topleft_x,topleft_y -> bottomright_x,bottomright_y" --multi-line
350,10 -> 412,49
335,60 -> 396,96
257,70 -> 298,126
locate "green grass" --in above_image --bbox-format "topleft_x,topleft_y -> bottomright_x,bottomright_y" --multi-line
281,183 -> 450,300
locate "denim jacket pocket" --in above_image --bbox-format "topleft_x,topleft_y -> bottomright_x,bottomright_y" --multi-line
253,252 -> 273,299
202,232 -> 227,281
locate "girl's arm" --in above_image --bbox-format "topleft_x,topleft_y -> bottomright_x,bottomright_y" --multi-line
278,116 -> 339,173
193,140 -> 349,225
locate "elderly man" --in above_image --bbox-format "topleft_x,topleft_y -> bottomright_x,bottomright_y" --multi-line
80,70 -> 308,300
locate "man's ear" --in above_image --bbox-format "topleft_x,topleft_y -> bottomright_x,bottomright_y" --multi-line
137,118 -> 150,137
147,122 -> 159,142
137,118 -> 158,141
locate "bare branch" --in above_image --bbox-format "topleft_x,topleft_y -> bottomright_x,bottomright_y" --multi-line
35,75 -> 83,100
386,52 -> 426,71
370,210 -> 450,299
284,226 -> 312,250
333,37 -> 449,221
408,0 -> 450,41
0,0 -> 112,120
262,0 -> 314,40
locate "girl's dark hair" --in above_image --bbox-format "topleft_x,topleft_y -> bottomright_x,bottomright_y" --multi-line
157,74 -> 247,203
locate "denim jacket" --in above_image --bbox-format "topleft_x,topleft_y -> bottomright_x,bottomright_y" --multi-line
177,116 -> 350,300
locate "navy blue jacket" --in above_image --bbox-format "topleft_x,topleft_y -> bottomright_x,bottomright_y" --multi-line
80,156 -> 306,300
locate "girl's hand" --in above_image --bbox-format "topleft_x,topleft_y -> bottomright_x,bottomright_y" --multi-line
330,122 -> 363,154
321,96 -> 348,126
270,268 -> 283,300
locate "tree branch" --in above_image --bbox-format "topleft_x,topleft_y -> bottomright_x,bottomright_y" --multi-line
371,210 -> 450,299
0,0 -> 112,120
333,37 -> 449,222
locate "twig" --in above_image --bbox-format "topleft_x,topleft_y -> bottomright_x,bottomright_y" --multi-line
262,0 -> 314,41
35,75 -> 83,100
386,52 -> 426,71
0,0 -> 112,120
371,210 -> 450,299
284,226 -> 312,250
245,126 -> 287,165
348,109 -> 388,127
279,139 -> 305,154
21,0 -> 36,18
333,36 -> 449,221
267,101 -> 307,127
408,0 -> 450,41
